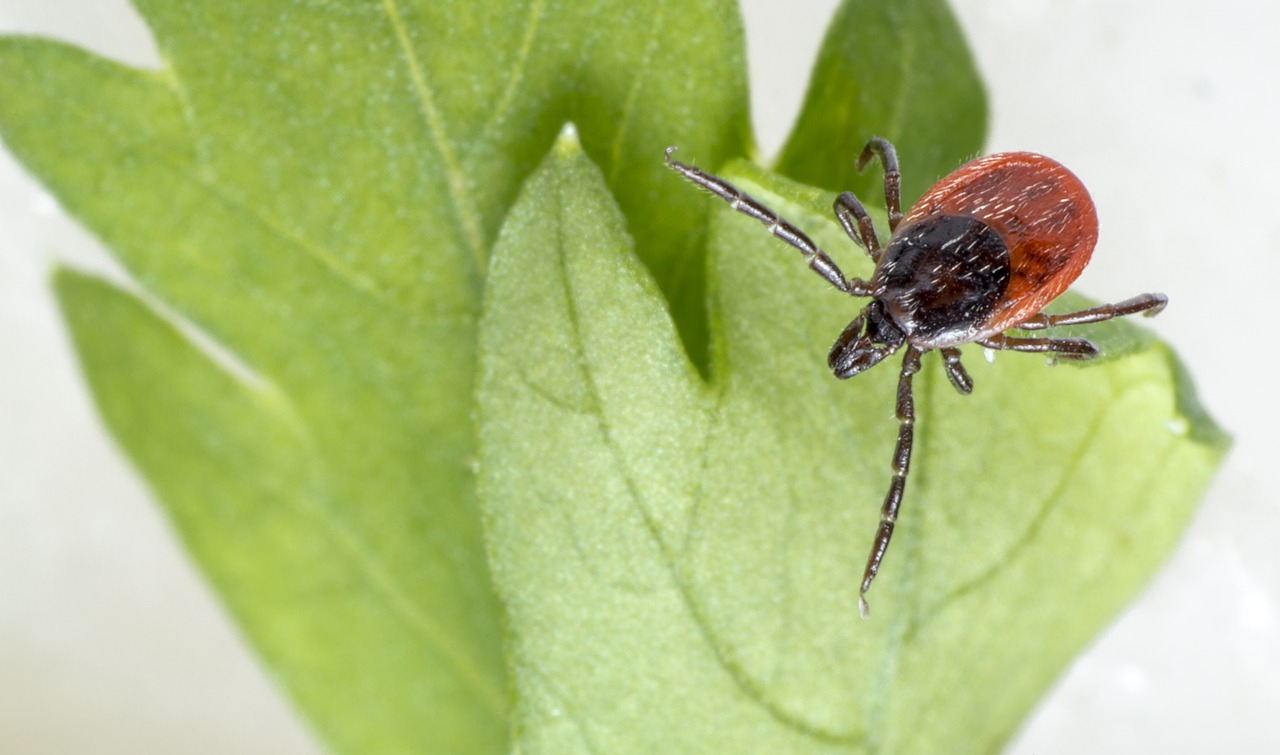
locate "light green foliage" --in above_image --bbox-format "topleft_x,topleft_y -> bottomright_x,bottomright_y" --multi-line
1,0 -> 1225,753
478,132 -> 1225,754
1,0 -> 746,751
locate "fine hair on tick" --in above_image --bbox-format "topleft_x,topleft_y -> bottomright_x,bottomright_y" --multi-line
665,138 -> 1166,618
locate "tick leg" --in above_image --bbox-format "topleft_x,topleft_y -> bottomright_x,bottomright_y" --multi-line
978,333 -> 1099,362
857,137 -> 903,232
859,346 -> 923,619
834,192 -> 882,262
940,347 -> 973,394
666,148 -> 872,297
1015,293 -> 1168,330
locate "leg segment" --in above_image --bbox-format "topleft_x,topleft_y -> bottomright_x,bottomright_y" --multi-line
856,137 -> 903,232
665,148 -> 872,296
859,346 -> 923,618
941,347 -> 973,394
834,192 -> 881,261
1015,293 -> 1167,330
978,332 -> 1099,361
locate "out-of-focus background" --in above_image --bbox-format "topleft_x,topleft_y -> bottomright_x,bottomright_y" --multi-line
2,1 -> 1276,752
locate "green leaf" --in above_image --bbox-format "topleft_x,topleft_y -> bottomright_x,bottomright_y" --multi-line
122,0 -> 749,362
775,0 -> 987,207
54,270 -> 506,752
4,34 -> 506,753
0,1 -> 747,752
699,168 -> 1226,751
6,0 -> 1229,752
478,141 -> 1226,752
479,127 -> 821,752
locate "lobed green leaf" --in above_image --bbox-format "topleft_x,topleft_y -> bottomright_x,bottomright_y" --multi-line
54,269 -> 506,753
479,148 -> 1226,752
0,0 -> 750,750
698,167 -> 1225,751
3,1 -> 1227,752
0,0 -> 748,750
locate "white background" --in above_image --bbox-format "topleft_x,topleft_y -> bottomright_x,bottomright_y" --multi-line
2,1 -> 1276,752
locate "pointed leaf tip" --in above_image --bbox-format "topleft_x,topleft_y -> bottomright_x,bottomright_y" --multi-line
553,122 -> 583,157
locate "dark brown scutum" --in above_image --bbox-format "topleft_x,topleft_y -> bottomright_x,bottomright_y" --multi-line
875,215 -> 1011,345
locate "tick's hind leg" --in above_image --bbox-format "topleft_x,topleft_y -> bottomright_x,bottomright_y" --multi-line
665,148 -> 872,296
1015,293 -> 1167,330
978,333 -> 1099,362
859,346 -> 923,619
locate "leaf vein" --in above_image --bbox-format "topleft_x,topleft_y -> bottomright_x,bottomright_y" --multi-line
886,4 -> 916,141
905,373 -> 1166,641
606,0 -> 667,183
273,398 -> 508,718
124,292 -> 506,720
483,0 -> 547,138
554,249 -> 857,745
380,0 -> 488,275
63,68 -> 406,316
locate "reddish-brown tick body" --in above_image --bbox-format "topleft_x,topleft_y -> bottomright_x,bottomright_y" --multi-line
891,152 -> 1098,345
666,140 -> 1165,617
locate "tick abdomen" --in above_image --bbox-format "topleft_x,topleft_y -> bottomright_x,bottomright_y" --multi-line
875,214 -> 1012,347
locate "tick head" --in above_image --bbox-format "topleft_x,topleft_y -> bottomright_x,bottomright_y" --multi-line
828,300 -> 906,379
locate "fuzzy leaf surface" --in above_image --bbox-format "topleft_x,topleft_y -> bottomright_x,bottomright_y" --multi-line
478,147 -> 1227,753
0,0 -> 748,751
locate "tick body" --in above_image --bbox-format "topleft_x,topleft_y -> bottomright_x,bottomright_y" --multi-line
665,139 -> 1166,617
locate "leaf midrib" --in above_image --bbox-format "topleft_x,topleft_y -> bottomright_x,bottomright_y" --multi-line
380,0 -> 488,276
550,165 -> 862,747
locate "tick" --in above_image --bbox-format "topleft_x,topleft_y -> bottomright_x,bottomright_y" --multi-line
665,138 -> 1166,617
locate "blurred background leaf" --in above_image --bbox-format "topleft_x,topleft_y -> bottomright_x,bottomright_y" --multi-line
775,0 -> 987,207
